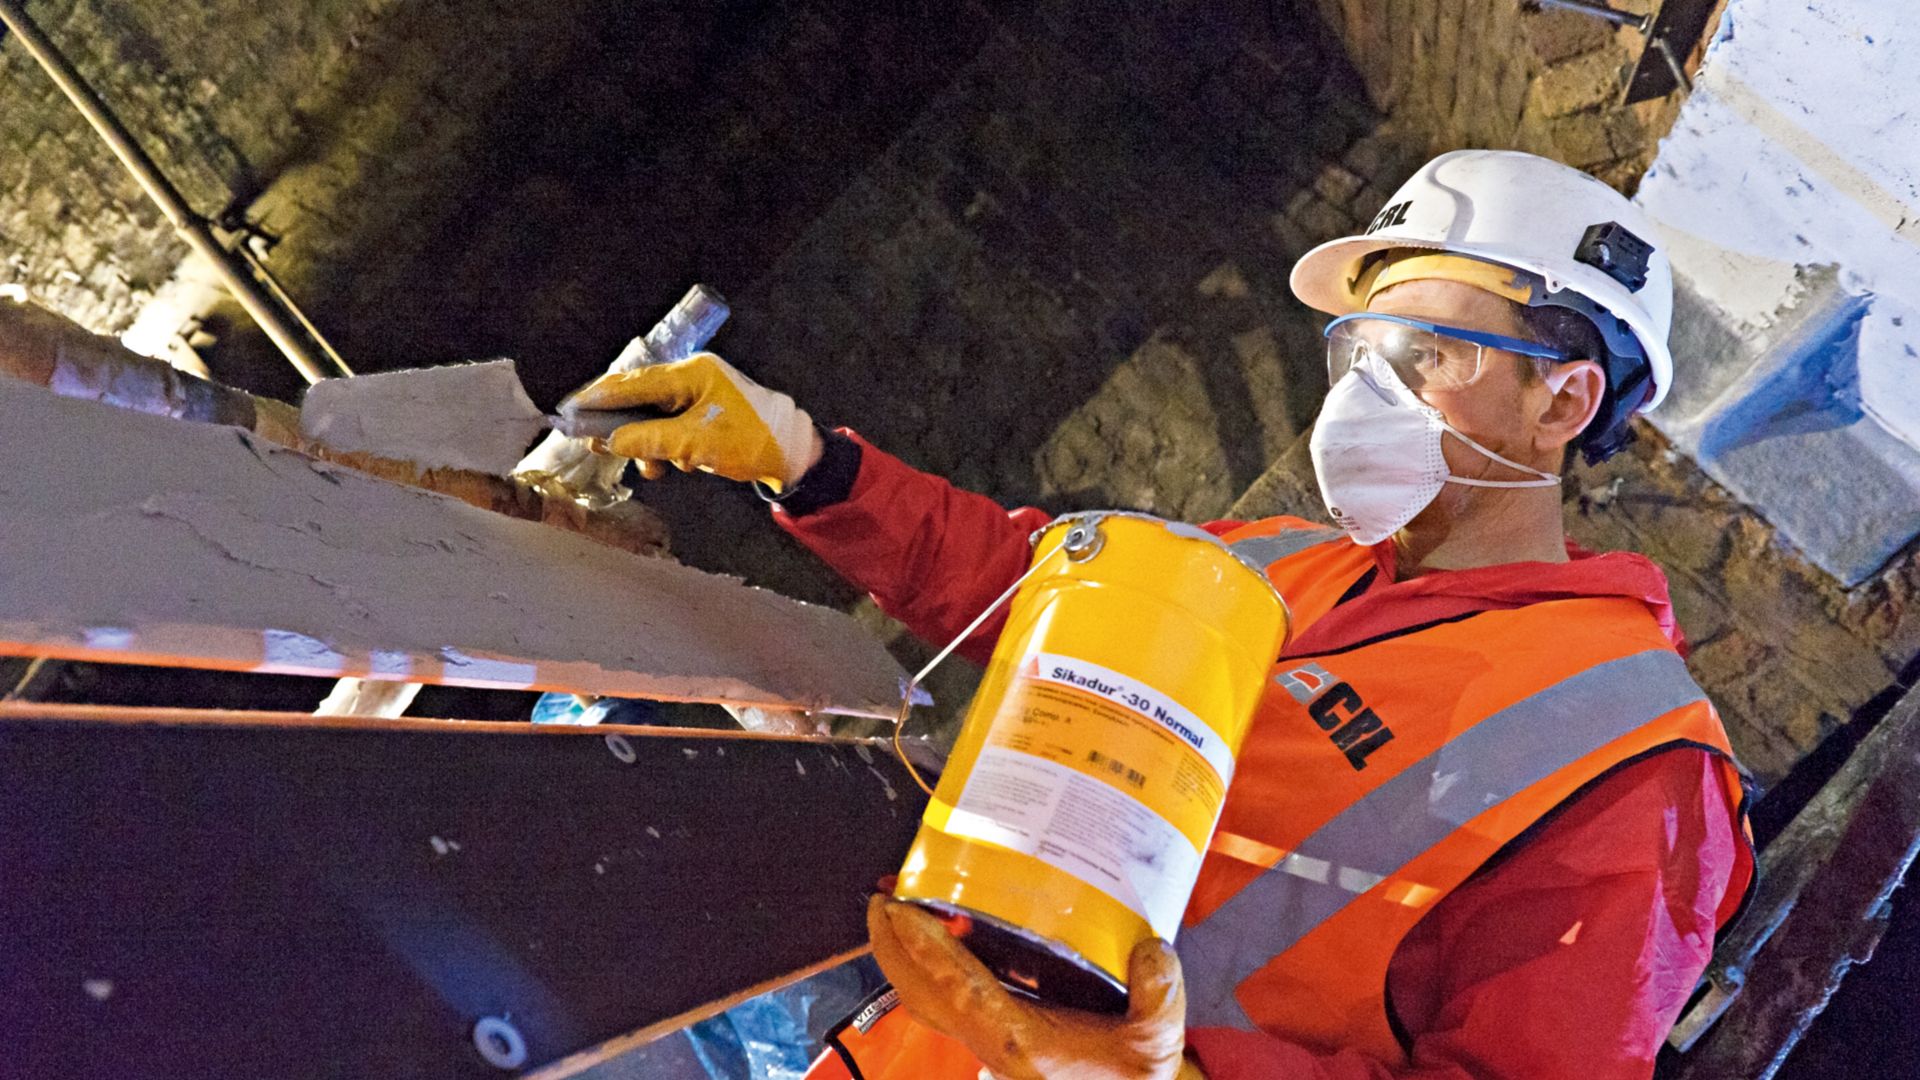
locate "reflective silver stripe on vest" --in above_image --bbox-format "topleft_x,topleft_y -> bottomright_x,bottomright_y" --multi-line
1179,648 -> 1706,1030
1228,527 -> 1345,571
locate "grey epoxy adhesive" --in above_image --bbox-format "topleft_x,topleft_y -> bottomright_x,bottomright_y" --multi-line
299,359 -> 550,475
0,380 -> 906,716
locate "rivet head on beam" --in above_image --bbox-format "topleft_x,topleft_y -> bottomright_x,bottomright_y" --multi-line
472,1016 -> 528,1070
604,734 -> 637,764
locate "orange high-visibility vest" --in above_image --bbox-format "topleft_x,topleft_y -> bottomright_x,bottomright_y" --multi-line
1180,517 -> 1753,1057
809,517 -> 1754,1077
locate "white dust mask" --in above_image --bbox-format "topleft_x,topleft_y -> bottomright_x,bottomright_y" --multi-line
1309,353 -> 1560,545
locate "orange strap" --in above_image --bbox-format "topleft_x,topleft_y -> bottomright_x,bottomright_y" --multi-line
805,985 -> 981,1080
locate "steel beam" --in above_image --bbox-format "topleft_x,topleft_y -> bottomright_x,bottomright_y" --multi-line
0,704 -> 923,1077
1669,682 -> 1920,1078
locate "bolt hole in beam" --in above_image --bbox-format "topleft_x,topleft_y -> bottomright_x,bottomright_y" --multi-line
473,1017 -> 528,1070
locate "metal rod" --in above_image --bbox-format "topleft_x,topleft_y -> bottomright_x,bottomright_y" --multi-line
2,656 -> 48,701
0,0 -> 349,385
1525,0 -> 1654,33
232,235 -> 353,377
1650,35 -> 1693,94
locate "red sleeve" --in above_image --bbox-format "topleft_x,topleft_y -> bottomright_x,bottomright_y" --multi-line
773,431 -> 1254,665
1186,749 -> 1740,1080
772,430 -> 1053,665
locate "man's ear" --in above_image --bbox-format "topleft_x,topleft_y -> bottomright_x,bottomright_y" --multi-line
1535,360 -> 1605,455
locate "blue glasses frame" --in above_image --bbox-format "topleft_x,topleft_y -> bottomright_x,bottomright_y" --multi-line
1322,312 -> 1573,362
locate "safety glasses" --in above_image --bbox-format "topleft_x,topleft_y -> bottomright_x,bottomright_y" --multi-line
1323,313 -> 1572,392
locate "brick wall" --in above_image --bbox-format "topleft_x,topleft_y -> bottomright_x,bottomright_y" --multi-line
0,0 -> 394,335
0,0 -> 693,398
1027,124 -> 1429,522
728,7 -> 1383,516
604,3 -> 1408,588
1571,430 -> 1920,786
1308,0 -> 1712,191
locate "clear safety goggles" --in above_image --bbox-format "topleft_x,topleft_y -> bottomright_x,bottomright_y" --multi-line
1323,313 -> 1572,392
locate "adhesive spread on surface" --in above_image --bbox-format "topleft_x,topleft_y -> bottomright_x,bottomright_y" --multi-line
0,380 -> 906,716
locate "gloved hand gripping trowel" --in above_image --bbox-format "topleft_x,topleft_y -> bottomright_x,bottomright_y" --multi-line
296,284 -> 731,506
516,283 -> 733,504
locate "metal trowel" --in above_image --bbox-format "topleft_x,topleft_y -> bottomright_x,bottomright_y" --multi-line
296,286 -> 729,478
297,358 -> 658,474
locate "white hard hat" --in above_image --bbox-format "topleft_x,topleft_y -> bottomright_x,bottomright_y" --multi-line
1291,149 -> 1676,412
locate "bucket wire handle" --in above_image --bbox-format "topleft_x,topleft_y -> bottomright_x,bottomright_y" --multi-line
891,535 -> 1074,797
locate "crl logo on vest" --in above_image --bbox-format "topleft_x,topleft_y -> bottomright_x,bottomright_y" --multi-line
1275,662 -> 1396,769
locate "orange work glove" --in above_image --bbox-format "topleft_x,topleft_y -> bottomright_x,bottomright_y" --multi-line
566,352 -> 820,491
867,897 -> 1203,1080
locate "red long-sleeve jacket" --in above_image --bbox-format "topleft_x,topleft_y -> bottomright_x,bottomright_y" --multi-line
774,432 -> 1740,1080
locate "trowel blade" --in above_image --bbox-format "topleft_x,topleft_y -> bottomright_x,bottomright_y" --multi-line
299,359 -> 552,476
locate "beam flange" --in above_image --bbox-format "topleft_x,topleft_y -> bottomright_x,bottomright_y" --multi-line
0,298 -> 670,558
1670,682 -> 1920,1078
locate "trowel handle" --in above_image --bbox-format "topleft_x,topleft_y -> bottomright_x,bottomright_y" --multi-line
610,284 -> 730,372
546,406 -> 671,441
552,284 -> 731,439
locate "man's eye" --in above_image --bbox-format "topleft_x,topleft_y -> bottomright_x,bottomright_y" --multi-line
1404,345 -> 1445,369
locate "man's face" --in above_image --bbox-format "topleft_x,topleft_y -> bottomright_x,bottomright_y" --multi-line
1361,278 -> 1562,479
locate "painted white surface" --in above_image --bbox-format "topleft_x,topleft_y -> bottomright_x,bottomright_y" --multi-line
1635,0 -> 1920,580
0,379 -> 907,717
1641,4 -> 1920,307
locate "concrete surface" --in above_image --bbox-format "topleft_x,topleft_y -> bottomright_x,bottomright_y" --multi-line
1637,0 -> 1920,585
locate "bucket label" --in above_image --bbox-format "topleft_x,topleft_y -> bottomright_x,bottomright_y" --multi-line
937,654 -> 1233,939
1028,654 -> 1236,785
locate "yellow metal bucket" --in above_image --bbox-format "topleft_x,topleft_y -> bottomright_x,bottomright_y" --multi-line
893,512 -> 1290,1013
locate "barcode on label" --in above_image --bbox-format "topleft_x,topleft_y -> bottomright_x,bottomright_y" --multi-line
1088,748 -> 1146,789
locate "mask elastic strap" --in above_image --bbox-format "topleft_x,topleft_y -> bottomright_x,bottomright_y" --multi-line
1448,475 -> 1560,489
1439,423 -> 1560,488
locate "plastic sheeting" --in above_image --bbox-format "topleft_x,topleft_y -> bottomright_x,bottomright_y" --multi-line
683,956 -> 888,1080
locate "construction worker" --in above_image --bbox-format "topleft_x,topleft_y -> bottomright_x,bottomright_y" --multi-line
573,150 -> 1755,1079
